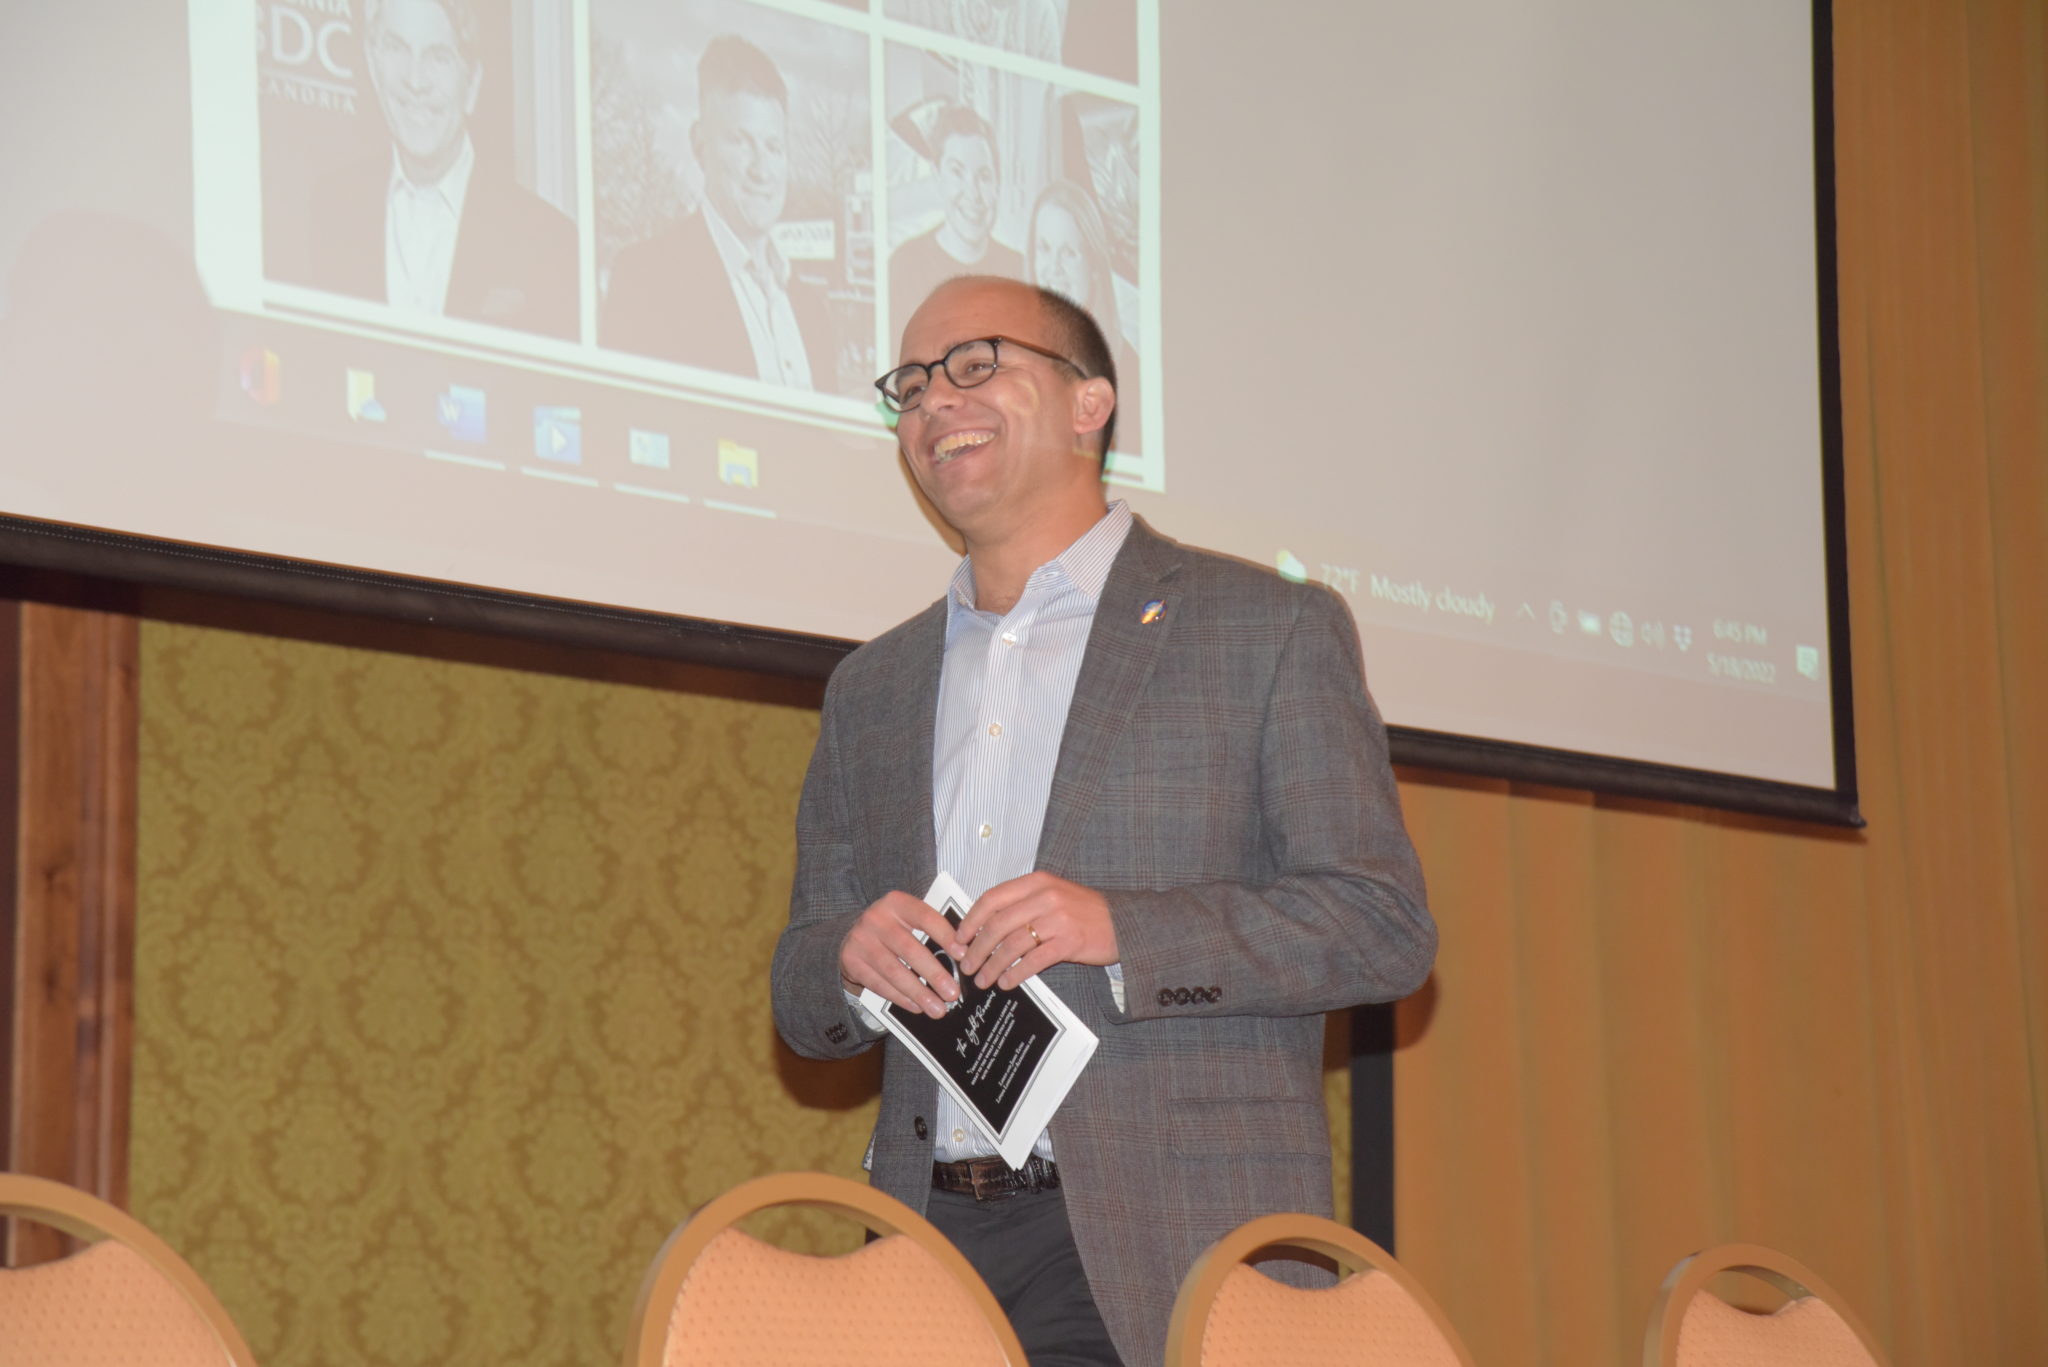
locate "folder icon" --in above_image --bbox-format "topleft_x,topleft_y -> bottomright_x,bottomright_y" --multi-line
347,369 -> 385,422
718,439 -> 759,488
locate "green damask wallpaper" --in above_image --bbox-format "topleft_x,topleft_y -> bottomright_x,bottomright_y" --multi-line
128,618 -> 1350,1365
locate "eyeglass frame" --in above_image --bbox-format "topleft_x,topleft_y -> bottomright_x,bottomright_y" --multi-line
873,335 -> 1087,414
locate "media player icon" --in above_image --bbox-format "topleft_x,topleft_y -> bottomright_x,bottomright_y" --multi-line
533,406 -> 582,464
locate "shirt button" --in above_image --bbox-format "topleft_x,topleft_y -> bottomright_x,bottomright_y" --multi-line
1000,630 -> 1018,646
987,722 -> 1003,737
979,823 -> 993,840
952,1128 -> 967,1144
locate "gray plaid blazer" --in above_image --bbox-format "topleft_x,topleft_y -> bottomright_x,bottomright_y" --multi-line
771,517 -> 1434,1367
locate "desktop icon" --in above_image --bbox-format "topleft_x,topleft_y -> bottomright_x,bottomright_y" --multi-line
1640,620 -> 1666,649
1549,600 -> 1568,634
533,406 -> 582,464
717,439 -> 759,488
436,384 -> 487,442
1275,550 -> 1309,584
1796,645 -> 1820,679
1609,611 -> 1634,648
239,346 -> 282,405
629,428 -> 671,470
1578,609 -> 1603,636
346,369 -> 385,422
1672,624 -> 1693,652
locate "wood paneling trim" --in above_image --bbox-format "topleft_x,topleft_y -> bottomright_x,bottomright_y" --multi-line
1,601 -> 138,1265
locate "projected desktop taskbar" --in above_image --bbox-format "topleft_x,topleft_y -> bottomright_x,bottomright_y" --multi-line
216,319 -> 900,534
1264,545 -> 1831,703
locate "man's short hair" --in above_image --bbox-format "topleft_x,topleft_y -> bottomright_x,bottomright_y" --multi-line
699,34 -> 787,108
1036,285 -> 1118,459
930,103 -> 1000,179
364,0 -> 479,61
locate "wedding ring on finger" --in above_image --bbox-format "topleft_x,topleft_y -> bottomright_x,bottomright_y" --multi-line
1027,924 -> 1042,947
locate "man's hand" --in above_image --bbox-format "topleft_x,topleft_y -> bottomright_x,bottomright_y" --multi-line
950,872 -> 1119,991
839,891 -> 963,1020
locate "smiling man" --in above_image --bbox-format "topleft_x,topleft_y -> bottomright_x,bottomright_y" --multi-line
295,0 -> 577,338
601,33 -> 830,388
771,276 -> 1436,1367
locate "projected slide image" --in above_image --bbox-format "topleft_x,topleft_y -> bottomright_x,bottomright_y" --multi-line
213,0 -> 1160,461
593,0 -> 875,398
885,44 -> 1144,452
885,0 -> 1139,83
259,0 -> 581,340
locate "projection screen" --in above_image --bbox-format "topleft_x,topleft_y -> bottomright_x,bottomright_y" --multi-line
0,0 -> 1855,822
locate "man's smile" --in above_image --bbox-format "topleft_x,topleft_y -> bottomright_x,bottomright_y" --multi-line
931,429 -> 996,465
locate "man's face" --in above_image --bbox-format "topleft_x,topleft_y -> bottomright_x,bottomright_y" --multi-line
938,133 -> 998,251
694,90 -> 789,240
894,278 -> 1100,542
366,0 -> 480,175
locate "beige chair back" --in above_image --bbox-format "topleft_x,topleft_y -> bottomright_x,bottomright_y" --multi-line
624,1171 -> 1027,1367
0,1173 -> 259,1366
1645,1242 -> 1890,1367
1166,1212 -> 1475,1367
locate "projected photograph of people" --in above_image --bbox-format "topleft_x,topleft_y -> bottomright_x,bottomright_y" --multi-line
886,46 -> 1144,450
259,0 -> 581,341
884,0 -> 1139,83
593,0 -> 875,398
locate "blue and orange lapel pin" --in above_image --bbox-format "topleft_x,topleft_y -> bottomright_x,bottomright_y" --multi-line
1139,598 -> 1167,625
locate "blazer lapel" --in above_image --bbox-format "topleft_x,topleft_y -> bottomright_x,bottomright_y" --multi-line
855,602 -> 945,899
1036,520 -> 1187,873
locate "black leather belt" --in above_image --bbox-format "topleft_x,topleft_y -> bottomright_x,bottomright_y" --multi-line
931,1154 -> 1061,1201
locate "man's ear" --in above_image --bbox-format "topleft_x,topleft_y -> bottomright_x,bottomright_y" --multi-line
464,60 -> 483,117
1072,376 -> 1116,443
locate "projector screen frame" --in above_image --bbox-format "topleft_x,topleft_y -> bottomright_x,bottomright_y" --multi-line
0,0 -> 1858,828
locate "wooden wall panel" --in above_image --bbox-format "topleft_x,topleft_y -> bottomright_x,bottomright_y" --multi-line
0,600 -> 139,1265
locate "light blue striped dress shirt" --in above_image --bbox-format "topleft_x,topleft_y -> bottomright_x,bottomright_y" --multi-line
929,498 -> 1133,1162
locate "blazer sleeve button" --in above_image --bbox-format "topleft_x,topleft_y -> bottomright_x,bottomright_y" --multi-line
914,1116 -> 928,1140
1157,988 -> 1173,1007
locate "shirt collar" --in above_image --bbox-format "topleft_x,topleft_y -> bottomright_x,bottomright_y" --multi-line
388,134 -> 476,209
702,199 -> 789,288
945,499 -> 1133,618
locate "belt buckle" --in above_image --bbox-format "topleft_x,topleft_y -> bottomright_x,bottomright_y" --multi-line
968,1161 -> 1006,1201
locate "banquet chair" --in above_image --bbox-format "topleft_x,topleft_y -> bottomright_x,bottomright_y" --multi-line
1644,1242 -> 1890,1367
1165,1212 -> 1474,1367
0,1172 -> 260,1366
624,1170 -> 1027,1367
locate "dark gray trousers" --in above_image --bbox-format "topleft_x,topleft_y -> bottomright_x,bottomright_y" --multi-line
925,1185 -> 1126,1367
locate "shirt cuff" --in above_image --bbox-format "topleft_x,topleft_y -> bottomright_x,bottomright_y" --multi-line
842,987 -> 885,1033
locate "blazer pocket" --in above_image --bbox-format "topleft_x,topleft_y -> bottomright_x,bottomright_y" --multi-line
1168,1096 -> 1328,1158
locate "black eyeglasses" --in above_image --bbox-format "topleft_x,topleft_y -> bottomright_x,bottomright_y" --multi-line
874,335 -> 1083,413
